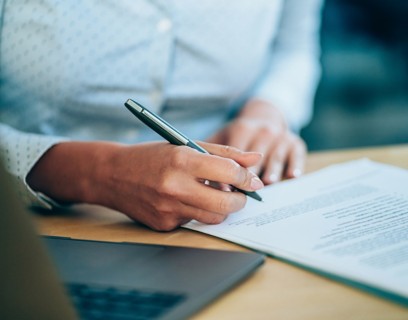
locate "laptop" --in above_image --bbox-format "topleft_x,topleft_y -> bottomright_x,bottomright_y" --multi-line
0,161 -> 264,320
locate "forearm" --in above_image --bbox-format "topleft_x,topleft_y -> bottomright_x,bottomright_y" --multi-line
26,141 -> 121,206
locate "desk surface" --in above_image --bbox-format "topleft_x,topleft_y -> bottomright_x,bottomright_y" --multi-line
36,144 -> 408,319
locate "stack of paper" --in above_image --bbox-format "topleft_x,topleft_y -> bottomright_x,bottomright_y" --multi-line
184,159 -> 408,304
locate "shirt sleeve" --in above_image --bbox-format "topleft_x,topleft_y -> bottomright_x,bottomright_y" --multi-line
0,123 -> 68,209
252,0 -> 324,132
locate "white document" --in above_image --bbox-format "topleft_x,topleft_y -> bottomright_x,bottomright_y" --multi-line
184,159 -> 408,302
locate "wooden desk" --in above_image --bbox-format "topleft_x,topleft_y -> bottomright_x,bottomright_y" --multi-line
36,144 -> 408,319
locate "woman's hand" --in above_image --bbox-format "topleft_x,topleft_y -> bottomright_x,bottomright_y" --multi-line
208,99 -> 306,185
27,141 -> 263,231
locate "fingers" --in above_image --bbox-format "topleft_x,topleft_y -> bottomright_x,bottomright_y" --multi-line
245,127 -> 276,174
261,134 -> 306,184
261,139 -> 290,184
178,179 -> 248,215
285,138 -> 306,179
218,125 -> 305,185
203,118 -> 304,184
205,101 -> 306,186
186,150 -> 264,192
197,141 -> 263,168
200,131 -> 306,186
149,177 -> 248,229
139,199 -> 227,231
129,177 -> 246,231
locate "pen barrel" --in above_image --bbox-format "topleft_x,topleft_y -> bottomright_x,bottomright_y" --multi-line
235,188 -> 263,202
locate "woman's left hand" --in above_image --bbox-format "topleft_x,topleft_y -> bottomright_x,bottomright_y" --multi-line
207,99 -> 306,185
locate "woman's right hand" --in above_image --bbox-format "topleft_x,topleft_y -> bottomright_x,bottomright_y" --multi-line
27,141 -> 264,231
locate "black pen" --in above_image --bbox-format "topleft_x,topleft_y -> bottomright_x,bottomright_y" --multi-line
124,99 -> 263,202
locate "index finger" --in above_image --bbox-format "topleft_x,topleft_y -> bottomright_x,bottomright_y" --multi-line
186,151 -> 264,192
196,141 -> 263,168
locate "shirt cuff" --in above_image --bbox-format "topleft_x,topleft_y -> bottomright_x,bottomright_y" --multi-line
22,140 -> 70,209
0,124 -> 69,209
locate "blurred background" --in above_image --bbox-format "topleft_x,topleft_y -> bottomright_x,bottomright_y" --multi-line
301,0 -> 408,151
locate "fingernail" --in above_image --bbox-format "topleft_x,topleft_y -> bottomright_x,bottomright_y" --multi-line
250,175 -> 264,190
293,168 -> 302,178
269,163 -> 283,183
269,173 -> 279,183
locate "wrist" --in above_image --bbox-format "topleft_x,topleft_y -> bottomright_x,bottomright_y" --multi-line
86,142 -> 124,208
26,141 -> 122,206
